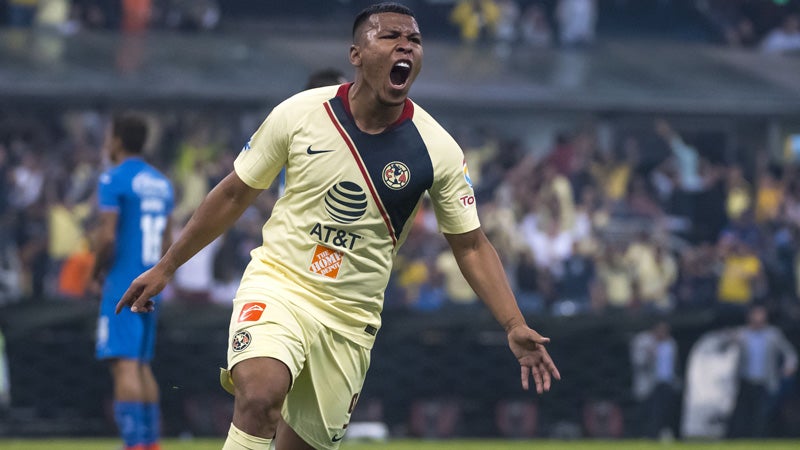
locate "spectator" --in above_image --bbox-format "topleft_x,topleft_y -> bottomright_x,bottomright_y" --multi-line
595,243 -> 635,311
717,236 -> 765,311
654,119 -> 705,236
9,149 -> 45,212
553,242 -> 595,315
35,0 -> 76,34
725,165 -> 752,222
555,0 -> 597,47
493,0 -> 520,55
540,161 -> 575,231
625,234 -> 677,312
675,243 -> 718,309
121,0 -> 152,33
519,3 -> 553,48
547,131 -> 575,177
654,119 -> 702,194
754,163 -> 785,225
725,17 -> 759,48
435,248 -> 479,306
7,0 -> 39,28
781,177 -> 800,225
591,136 -> 640,204
55,237 -> 95,299
630,321 -> 680,439
450,0 -> 501,44
727,305 -> 798,438
171,221 -> 221,304
0,144 -> 13,246
760,14 -> 800,54
625,175 -> 664,220
162,0 -> 220,32
71,0 -> 122,30
720,208 -> 762,250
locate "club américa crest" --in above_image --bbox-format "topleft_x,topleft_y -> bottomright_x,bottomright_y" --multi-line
382,161 -> 410,190
231,330 -> 252,352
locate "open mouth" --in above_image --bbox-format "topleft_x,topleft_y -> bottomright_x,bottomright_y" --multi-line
390,61 -> 412,87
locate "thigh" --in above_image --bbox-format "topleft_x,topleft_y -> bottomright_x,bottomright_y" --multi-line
231,356 -> 293,403
226,295 -> 314,388
282,328 -> 371,450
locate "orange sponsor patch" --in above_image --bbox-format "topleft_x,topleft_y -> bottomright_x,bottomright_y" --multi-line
309,244 -> 344,279
238,302 -> 266,322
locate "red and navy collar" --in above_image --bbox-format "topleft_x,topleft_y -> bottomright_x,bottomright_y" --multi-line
335,82 -> 414,130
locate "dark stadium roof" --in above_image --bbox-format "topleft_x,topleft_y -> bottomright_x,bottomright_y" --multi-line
2,28 -> 800,115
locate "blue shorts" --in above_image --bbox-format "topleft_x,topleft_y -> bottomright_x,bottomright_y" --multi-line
95,300 -> 158,362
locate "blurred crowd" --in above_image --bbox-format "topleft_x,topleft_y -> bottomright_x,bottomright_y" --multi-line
389,117 -> 800,318
1,107 -> 799,322
1,0 -> 220,33
3,0 -> 799,55
446,0 -> 800,54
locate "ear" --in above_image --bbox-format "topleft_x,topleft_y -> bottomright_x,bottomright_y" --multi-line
109,135 -> 124,160
349,44 -> 362,67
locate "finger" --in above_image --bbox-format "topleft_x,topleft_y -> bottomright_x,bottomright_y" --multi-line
130,291 -> 153,313
531,334 -> 550,345
550,360 -> 562,381
542,350 -> 562,380
520,366 -> 529,391
144,299 -> 155,312
531,364 -> 543,394
115,289 -> 135,314
540,363 -> 552,392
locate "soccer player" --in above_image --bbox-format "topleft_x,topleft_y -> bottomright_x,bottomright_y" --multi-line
92,114 -> 174,450
117,3 -> 560,449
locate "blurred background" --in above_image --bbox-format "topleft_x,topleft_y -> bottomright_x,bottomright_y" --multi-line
1,0 -> 800,443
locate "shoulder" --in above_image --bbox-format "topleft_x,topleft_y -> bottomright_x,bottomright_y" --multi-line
99,164 -> 125,186
272,85 -> 340,117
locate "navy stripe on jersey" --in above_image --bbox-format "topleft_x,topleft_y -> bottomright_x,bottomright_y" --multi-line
328,96 -> 433,241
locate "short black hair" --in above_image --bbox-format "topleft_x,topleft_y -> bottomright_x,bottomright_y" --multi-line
352,2 -> 415,40
305,68 -> 346,90
112,114 -> 148,154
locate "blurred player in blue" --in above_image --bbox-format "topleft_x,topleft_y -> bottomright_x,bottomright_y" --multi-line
91,114 -> 174,450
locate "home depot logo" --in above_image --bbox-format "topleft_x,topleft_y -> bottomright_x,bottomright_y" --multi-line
309,244 -> 343,279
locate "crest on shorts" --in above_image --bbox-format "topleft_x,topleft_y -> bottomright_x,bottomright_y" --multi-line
231,330 -> 252,352
382,161 -> 410,190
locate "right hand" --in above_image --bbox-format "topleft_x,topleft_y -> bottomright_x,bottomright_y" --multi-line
115,266 -> 171,314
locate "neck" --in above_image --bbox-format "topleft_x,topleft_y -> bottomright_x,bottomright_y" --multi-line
348,81 -> 405,134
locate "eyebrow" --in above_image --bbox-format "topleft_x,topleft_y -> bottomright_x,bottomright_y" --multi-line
381,29 -> 422,37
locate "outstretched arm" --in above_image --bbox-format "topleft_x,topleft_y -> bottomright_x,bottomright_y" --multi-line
444,228 -> 560,393
116,171 -> 263,313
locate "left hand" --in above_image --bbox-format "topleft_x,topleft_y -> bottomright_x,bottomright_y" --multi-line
507,325 -> 561,394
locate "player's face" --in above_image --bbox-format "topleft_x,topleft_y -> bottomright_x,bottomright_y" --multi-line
351,12 -> 423,106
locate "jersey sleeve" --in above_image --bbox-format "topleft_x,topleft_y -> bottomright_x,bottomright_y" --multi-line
427,136 -> 481,235
97,171 -> 122,212
234,101 -> 292,189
